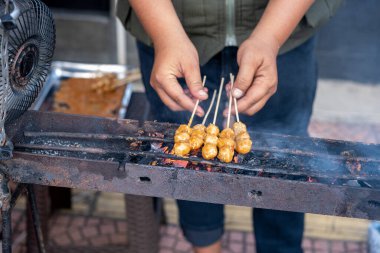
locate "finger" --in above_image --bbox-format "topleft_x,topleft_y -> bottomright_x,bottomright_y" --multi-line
183,64 -> 208,100
233,59 -> 260,99
156,87 -> 205,117
155,87 -> 183,111
223,81 -> 268,117
161,77 -> 205,116
243,93 -> 272,116
184,87 -> 209,98
225,82 -> 231,96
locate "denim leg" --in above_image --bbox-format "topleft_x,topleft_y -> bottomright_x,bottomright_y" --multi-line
137,41 -> 225,247
224,38 -> 317,253
249,37 -> 317,253
254,209 -> 304,253
177,200 -> 224,247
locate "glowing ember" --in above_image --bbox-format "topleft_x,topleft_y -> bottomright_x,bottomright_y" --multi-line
161,146 -> 169,153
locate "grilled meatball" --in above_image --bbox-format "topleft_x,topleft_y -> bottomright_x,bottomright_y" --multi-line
233,122 -> 247,136
235,132 -> 250,141
236,139 -> 252,154
217,146 -> 234,163
175,124 -> 192,135
193,124 -> 206,132
204,134 -> 218,145
202,143 -> 218,160
217,137 -> 235,149
206,124 -> 220,136
189,136 -> 204,150
174,132 -> 190,143
192,129 -> 206,139
219,128 -> 235,139
174,142 -> 191,156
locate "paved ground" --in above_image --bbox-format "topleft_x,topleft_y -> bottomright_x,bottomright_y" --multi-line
10,210 -> 369,253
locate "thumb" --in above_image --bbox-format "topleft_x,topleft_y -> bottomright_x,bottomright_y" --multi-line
233,64 -> 255,99
183,64 -> 208,100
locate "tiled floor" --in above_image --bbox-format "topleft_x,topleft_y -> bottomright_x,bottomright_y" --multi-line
7,120 -> 379,253
10,210 -> 368,253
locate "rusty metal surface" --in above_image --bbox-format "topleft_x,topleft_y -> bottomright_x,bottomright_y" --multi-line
1,110 -> 380,219
1,152 -> 380,220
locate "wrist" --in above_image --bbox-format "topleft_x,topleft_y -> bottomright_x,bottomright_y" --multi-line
152,29 -> 189,51
248,31 -> 281,55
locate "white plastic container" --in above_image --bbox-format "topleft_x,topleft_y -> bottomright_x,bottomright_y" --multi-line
369,222 -> 380,253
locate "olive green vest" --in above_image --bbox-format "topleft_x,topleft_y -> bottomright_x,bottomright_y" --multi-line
117,0 -> 342,65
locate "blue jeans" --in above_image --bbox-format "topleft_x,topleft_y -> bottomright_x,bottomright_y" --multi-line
137,37 -> 317,253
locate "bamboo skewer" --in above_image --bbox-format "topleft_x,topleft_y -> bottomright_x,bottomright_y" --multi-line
230,74 -> 240,123
226,75 -> 234,129
213,78 -> 225,125
202,90 -> 217,125
188,76 -> 207,127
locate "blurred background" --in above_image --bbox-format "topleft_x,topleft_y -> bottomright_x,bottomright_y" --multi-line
10,0 -> 380,253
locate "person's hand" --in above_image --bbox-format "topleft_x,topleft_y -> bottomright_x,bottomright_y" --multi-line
151,36 -> 208,117
224,35 -> 279,116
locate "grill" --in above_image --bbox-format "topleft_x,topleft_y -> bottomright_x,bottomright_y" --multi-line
2,109 -> 380,220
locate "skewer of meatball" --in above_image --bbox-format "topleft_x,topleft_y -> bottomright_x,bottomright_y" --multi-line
189,89 -> 217,151
173,76 -> 207,156
229,74 -> 252,155
217,75 -> 236,163
202,78 -> 225,160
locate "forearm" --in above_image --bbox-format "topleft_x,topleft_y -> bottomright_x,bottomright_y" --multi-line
129,0 -> 187,48
251,0 -> 315,50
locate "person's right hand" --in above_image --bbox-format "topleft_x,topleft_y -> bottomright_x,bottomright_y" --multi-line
150,36 -> 208,117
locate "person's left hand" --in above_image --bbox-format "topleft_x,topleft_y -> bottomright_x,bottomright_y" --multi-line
224,35 -> 279,116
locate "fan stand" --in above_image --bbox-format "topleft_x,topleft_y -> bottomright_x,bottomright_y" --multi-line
0,174 -> 46,253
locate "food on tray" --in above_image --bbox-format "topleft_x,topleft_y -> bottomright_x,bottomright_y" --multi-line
53,74 -> 126,118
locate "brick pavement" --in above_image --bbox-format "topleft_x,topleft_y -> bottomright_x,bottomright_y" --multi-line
9,208 -> 368,253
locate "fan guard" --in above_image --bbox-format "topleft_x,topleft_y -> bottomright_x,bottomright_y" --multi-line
0,0 -> 55,124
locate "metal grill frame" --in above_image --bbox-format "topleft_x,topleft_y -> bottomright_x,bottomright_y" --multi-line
1,110 -> 380,221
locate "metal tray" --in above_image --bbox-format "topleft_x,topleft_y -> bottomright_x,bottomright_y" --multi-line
32,61 -> 135,119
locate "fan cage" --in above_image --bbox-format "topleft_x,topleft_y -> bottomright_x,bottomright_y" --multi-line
0,0 -> 55,124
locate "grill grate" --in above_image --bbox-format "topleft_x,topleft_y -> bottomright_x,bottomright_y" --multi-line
9,111 -> 380,189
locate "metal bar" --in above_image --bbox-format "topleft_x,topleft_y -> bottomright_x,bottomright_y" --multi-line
1,153 -> 380,220
23,131 -> 171,143
17,143 -> 107,154
26,184 -> 46,253
22,131 -> 380,163
0,174 -> 12,253
2,208 -> 12,253
13,143 -> 379,181
9,183 -> 26,210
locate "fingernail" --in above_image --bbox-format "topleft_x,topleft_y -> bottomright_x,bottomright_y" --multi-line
197,110 -> 204,117
199,90 -> 207,97
233,89 -> 243,99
